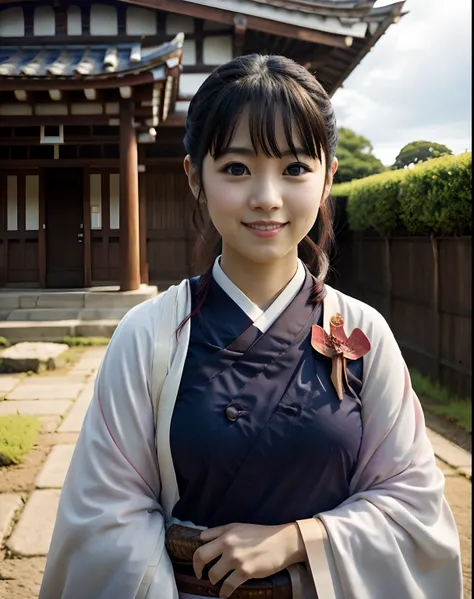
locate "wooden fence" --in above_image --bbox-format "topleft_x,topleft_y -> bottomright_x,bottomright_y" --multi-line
328,232 -> 472,398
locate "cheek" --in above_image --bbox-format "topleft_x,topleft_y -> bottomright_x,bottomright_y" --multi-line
287,183 -> 323,222
206,183 -> 245,219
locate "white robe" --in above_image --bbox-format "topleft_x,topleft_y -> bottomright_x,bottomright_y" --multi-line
39,280 -> 463,599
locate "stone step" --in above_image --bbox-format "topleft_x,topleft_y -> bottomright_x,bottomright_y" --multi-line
0,285 -> 158,311
6,307 -> 131,322
0,320 -> 120,343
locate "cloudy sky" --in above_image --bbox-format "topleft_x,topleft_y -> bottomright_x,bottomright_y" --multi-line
331,0 -> 472,166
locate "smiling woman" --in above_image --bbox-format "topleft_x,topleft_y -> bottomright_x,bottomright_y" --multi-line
40,54 -> 462,599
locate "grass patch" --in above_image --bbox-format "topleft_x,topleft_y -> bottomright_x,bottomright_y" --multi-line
63,336 -> 110,347
0,336 -> 9,348
0,415 -> 41,466
410,369 -> 471,433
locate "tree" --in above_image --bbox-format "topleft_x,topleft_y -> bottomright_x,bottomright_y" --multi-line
392,140 -> 453,170
334,128 -> 387,184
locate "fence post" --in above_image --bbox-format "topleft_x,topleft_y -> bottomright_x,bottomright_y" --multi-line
431,235 -> 441,380
384,236 -> 392,326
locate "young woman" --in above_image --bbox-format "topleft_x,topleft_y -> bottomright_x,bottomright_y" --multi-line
39,54 -> 462,599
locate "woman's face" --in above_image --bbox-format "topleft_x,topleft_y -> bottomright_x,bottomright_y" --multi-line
185,109 -> 337,268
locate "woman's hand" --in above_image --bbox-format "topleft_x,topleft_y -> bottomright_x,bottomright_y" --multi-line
193,522 -> 306,598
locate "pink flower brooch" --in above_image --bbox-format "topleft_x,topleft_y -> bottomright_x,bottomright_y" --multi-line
311,313 -> 371,400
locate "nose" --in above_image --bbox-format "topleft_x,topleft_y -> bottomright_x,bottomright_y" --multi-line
248,178 -> 283,212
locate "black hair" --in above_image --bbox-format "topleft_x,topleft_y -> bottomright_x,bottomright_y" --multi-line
181,53 -> 338,324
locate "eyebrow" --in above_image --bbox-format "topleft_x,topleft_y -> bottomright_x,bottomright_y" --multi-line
219,146 -> 312,158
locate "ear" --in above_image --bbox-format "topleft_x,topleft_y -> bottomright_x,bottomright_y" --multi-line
322,157 -> 338,203
183,155 -> 201,200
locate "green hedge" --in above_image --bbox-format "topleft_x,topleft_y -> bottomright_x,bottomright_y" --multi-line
332,152 -> 472,236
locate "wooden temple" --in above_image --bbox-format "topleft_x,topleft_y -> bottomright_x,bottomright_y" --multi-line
0,0 -> 405,290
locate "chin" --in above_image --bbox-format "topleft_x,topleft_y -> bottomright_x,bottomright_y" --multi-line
240,247 -> 289,265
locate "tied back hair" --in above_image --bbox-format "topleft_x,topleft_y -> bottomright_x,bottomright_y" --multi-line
182,54 -> 338,325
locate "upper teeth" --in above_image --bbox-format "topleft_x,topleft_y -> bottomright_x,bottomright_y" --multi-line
247,224 -> 283,230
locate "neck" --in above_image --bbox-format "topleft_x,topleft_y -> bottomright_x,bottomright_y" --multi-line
219,246 -> 299,309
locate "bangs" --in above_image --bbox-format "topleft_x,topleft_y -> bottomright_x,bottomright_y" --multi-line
206,76 -> 327,164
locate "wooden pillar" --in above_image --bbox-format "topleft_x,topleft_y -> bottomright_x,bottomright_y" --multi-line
119,100 -> 140,291
138,146 -> 149,284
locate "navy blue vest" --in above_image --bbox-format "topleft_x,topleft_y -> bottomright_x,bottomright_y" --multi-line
170,272 -> 363,528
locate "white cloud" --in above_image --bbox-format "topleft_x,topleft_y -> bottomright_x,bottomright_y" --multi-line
332,0 -> 472,165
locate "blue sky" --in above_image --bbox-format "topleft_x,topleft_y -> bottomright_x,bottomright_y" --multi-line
331,0 -> 472,165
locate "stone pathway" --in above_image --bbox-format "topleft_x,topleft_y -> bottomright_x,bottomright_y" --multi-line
0,349 -> 471,598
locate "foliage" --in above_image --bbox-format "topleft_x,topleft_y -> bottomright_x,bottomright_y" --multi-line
343,170 -> 407,235
331,152 -> 472,236
393,140 -> 453,170
63,336 -> 110,347
0,415 -> 41,466
399,152 -> 472,236
0,337 -> 9,348
334,128 -> 387,184
410,369 -> 471,433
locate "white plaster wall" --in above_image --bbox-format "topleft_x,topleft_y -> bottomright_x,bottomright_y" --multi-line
90,4 -> 118,36
175,100 -> 191,113
36,104 -> 68,116
0,7 -> 24,36
203,19 -> 225,31
203,36 -> 233,64
109,174 -> 120,229
25,175 -> 39,231
71,103 -> 103,115
179,73 -> 210,97
7,175 -> 18,231
34,5 -> 55,36
90,174 -> 102,230
126,7 -> 157,35
67,6 -> 82,35
182,39 -> 196,66
166,14 -> 194,34
0,105 -> 33,116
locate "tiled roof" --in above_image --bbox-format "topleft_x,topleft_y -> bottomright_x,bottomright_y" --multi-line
0,34 -> 184,79
178,0 -> 405,37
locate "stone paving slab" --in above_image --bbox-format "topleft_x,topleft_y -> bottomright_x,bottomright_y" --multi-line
6,383 -> 83,401
0,375 -> 20,395
38,415 -> 63,433
458,466 -> 472,480
0,493 -> 23,542
15,374 -> 89,385
7,490 -> 60,557
0,400 -> 72,416
427,428 -> 472,478
58,385 -> 94,433
35,445 -> 76,489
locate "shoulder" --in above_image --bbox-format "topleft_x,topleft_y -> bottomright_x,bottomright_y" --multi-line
325,285 -> 401,365
110,279 -> 190,346
327,286 -> 388,333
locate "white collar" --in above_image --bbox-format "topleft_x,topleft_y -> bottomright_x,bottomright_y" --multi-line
212,257 -> 306,333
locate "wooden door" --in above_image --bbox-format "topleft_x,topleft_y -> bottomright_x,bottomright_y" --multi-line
146,168 -> 194,284
45,168 -> 84,288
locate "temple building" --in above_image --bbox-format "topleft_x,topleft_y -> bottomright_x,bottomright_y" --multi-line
0,0 -> 405,291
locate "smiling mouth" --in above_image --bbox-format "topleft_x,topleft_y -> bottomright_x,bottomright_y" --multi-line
243,222 -> 288,231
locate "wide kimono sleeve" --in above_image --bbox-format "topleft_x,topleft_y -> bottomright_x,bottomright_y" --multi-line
39,297 -> 179,599
296,297 -> 463,599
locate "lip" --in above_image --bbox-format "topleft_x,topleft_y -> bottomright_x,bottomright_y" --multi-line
244,220 -> 287,226
242,221 -> 288,238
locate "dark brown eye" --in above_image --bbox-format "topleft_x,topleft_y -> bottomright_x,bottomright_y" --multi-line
285,163 -> 308,176
225,163 -> 248,176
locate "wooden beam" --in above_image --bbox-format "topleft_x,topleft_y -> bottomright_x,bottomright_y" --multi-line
125,0 -> 354,47
119,100 -> 140,291
0,71 -> 156,92
0,30 -> 232,46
